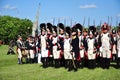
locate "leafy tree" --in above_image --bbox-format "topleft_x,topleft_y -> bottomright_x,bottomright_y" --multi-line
0,15 -> 33,44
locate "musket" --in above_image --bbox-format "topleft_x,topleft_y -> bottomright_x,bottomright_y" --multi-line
70,34 -> 76,69
71,51 -> 76,69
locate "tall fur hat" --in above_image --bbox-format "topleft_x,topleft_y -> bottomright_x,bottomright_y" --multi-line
40,23 -> 46,32
46,23 -> 53,32
71,25 -> 77,32
57,23 -> 64,31
52,25 -> 57,34
88,26 -> 96,35
75,23 -> 83,33
65,27 -> 71,36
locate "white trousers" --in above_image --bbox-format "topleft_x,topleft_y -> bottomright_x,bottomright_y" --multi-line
38,53 -> 42,64
64,50 -> 72,59
53,46 -> 60,59
88,50 -> 96,60
17,48 -> 22,59
80,49 -> 85,58
30,50 -> 34,59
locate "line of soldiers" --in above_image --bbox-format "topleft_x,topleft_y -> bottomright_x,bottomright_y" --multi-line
16,22 -> 120,71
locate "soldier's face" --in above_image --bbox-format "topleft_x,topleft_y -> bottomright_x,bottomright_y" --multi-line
53,33 -> 57,37
42,31 -> 45,35
65,35 -> 69,39
78,32 -> 81,36
72,32 -> 76,36
47,30 -> 51,34
83,32 -> 87,36
20,37 -> 22,40
89,34 -> 93,38
103,29 -> 108,33
118,31 -> 120,35
60,30 -> 64,34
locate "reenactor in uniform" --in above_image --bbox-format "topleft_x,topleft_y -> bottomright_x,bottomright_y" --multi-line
40,23 -> 48,68
70,26 -> 80,71
37,34 -> 42,64
46,23 -> 53,66
86,26 -> 97,69
16,35 -> 24,64
111,29 -> 117,62
76,23 -> 85,68
83,29 -> 89,67
63,27 -> 71,69
116,27 -> 120,68
52,25 -> 61,68
29,36 -> 35,63
24,36 -> 31,63
7,39 -> 15,55
57,23 -> 65,67
98,23 -> 113,69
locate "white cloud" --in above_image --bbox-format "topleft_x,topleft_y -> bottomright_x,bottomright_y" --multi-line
80,4 -> 97,9
3,4 -> 17,10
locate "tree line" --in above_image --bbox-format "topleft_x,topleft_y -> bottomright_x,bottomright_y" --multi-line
0,15 -> 33,44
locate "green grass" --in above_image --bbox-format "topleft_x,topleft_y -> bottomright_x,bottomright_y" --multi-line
0,45 -> 120,80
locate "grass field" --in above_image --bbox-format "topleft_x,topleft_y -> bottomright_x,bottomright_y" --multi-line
0,45 -> 120,80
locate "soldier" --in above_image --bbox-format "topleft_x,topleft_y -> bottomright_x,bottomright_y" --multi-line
24,36 -> 31,63
116,27 -> 120,68
29,36 -> 35,63
83,29 -> 89,67
52,25 -> 61,68
98,23 -> 113,69
86,28 -> 97,69
111,29 -> 117,62
64,27 -> 71,69
37,34 -> 42,64
70,26 -> 80,71
57,23 -> 65,67
46,23 -> 53,66
7,39 -> 15,55
76,23 -> 85,68
16,35 -> 24,64
40,23 -> 48,68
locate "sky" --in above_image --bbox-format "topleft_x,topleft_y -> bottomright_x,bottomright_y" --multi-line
0,0 -> 120,27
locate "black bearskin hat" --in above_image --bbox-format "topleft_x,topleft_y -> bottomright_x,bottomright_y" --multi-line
40,23 -> 46,32
57,23 -> 64,31
88,26 -> 96,35
71,25 -> 77,32
75,23 -> 83,33
52,25 -> 57,34
65,27 -> 71,36
112,29 -> 116,34
46,23 -> 53,32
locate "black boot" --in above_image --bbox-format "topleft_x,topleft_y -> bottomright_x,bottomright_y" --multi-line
117,58 -> 120,68
102,58 -> 106,69
26,58 -> 29,64
68,60 -> 73,71
106,58 -> 110,69
74,60 -> 78,72
18,58 -> 22,64
64,60 -> 68,69
81,58 -> 85,68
